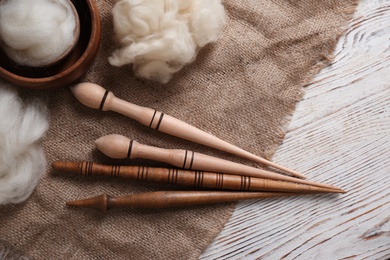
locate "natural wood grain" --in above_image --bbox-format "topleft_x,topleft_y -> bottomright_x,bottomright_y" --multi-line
94,134 -> 341,190
51,161 -> 342,193
66,191 -> 313,210
71,82 -> 305,178
201,0 -> 390,259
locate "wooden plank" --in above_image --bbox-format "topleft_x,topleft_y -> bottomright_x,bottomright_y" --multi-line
201,0 -> 390,259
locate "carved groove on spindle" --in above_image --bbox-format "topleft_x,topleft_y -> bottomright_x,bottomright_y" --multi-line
143,167 -> 149,181
215,173 -> 224,189
194,171 -> 204,188
81,161 -> 92,176
88,162 -> 93,176
79,161 -> 85,175
111,165 -> 120,177
240,176 -> 251,191
137,166 -> 148,181
189,151 -> 195,170
149,111 -> 157,128
99,90 -> 109,110
168,168 -> 178,185
148,111 -> 165,130
127,140 -> 134,158
182,151 -> 195,170
117,165 -> 121,177
149,110 -> 164,130
182,150 -> 188,168
155,113 -> 164,130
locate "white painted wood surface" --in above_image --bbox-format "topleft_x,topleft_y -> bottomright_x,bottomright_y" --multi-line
200,0 -> 390,259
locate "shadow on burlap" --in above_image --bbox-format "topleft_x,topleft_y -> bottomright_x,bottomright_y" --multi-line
0,0 -> 357,259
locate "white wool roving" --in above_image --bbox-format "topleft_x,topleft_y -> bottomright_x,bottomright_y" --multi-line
0,0 -> 77,67
108,0 -> 226,83
0,82 -> 49,205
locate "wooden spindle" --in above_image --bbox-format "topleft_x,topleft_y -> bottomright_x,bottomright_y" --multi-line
94,134 -> 343,191
66,191 -> 319,211
70,82 -> 305,179
52,161 -> 345,193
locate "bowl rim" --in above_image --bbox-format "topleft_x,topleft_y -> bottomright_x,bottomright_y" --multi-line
0,0 -> 101,89
41,0 -> 82,67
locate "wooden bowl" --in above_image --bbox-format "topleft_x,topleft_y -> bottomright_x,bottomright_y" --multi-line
38,0 -> 81,67
0,0 -> 101,90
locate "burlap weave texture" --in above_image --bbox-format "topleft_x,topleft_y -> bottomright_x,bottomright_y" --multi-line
0,0 -> 357,259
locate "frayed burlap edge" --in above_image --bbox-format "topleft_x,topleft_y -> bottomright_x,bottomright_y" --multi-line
259,1 -> 360,160
198,1 -> 359,258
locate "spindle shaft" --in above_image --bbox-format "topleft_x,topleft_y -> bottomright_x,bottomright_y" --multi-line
94,134 -> 344,191
52,161 -> 345,193
66,191 -> 317,211
71,82 -> 305,178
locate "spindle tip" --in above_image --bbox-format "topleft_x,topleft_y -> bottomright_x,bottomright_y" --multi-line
70,82 -> 108,109
95,134 -> 131,159
323,187 -> 346,194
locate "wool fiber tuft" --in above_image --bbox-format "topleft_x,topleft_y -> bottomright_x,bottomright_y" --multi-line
0,0 -> 77,67
108,0 -> 226,84
0,82 -> 49,205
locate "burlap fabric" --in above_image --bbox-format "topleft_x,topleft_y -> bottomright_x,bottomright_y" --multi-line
0,0 -> 357,259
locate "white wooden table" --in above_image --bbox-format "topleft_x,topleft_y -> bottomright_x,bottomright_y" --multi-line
200,0 -> 390,259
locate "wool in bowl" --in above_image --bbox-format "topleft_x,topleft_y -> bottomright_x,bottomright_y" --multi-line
0,0 -> 78,67
108,0 -> 226,84
0,82 -> 49,205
